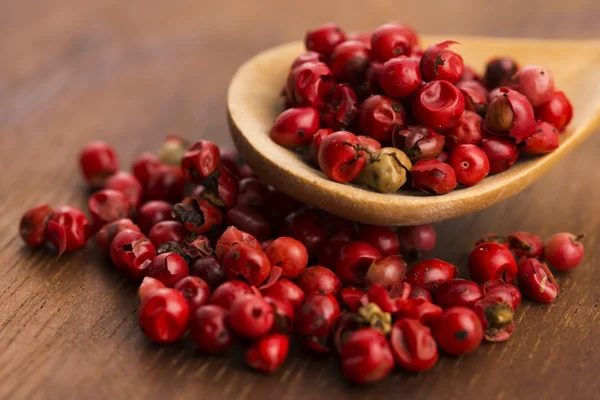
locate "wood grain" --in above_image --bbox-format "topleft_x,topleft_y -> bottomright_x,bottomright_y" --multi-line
1,1 -> 599,399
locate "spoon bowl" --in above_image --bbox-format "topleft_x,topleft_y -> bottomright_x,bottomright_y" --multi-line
228,36 -> 600,226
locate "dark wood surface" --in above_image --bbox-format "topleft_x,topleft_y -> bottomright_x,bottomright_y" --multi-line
1,1 -> 600,399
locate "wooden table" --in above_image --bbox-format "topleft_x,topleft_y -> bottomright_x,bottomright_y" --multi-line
1,1 -> 599,399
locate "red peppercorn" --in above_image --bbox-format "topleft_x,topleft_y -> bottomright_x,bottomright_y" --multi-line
366,255 -> 407,289
263,237 -> 308,279
433,306 -> 483,356
189,304 -> 232,353
88,189 -> 131,228
481,136 -> 519,174
137,276 -> 166,304
335,242 -> 382,286
358,95 -> 407,144
201,164 -> 239,208
222,243 -> 272,286
420,41 -> 464,83
411,159 -> 458,195
215,227 -> 258,259
181,140 -> 221,184
339,287 -> 365,312
433,278 -> 483,309
459,65 -> 481,82
522,122 -> 560,155
260,279 -> 305,310
448,144 -> 490,187
145,165 -> 185,204
258,189 -> 302,227
485,88 -> 536,143
362,284 -> 400,314
413,80 -> 465,130
110,229 -> 156,279
482,280 -> 522,310
296,293 -> 341,353
131,152 -> 161,188
322,84 -> 359,130
370,23 -> 413,62
545,232 -> 585,271
227,296 -> 274,339
390,282 -> 433,303
180,233 -> 213,263
79,141 -> 119,187
296,266 -> 342,297
357,225 -> 399,257
148,221 -> 186,249
305,23 -> 347,57
317,131 -> 366,183
173,197 -> 222,234
307,128 -> 335,165
286,61 -> 334,109
245,333 -> 290,374
210,280 -> 255,310
468,243 -> 517,285
104,171 -> 143,209
475,233 -> 509,248
19,204 -> 53,247
357,62 -> 384,99
347,31 -> 372,47
236,181 -> 270,213
517,257 -> 559,302
404,258 -> 458,292
190,256 -> 224,290
173,276 -> 211,311
509,65 -> 555,107
291,51 -> 326,70
226,204 -> 271,240
329,40 -> 371,85
393,125 -> 445,162
270,107 -> 321,147
147,252 -> 189,287
534,90 -> 573,132
227,295 -> 274,340
442,111 -> 484,154
356,136 -> 382,153
340,328 -> 394,384
390,318 -> 438,372
507,231 -> 545,259
96,218 -> 140,253
456,80 -> 488,115
395,298 -> 443,326
472,296 -> 515,342
379,55 -> 422,97
137,200 -> 174,234
138,288 -> 189,344
281,208 -> 328,257
316,239 -> 346,269
46,205 -> 91,257
484,57 -> 519,89
156,135 -> 190,166
322,212 -> 356,242
264,296 -> 295,334
397,224 -> 436,260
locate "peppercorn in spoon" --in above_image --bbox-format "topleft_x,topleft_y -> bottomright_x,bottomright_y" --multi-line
228,35 -> 600,226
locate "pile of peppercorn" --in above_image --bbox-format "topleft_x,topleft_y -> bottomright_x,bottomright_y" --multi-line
270,23 -> 573,194
19,133 -> 584,383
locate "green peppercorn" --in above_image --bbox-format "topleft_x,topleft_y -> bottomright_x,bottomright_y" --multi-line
356,147 -> 412,193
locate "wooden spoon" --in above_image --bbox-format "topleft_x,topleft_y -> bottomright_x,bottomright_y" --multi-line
228,35 -> 600,226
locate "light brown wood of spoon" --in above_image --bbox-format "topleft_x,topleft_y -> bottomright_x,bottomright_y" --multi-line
228,36 -> 600,226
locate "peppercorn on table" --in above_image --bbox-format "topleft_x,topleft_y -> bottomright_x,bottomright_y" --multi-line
1,1 -> 599,399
